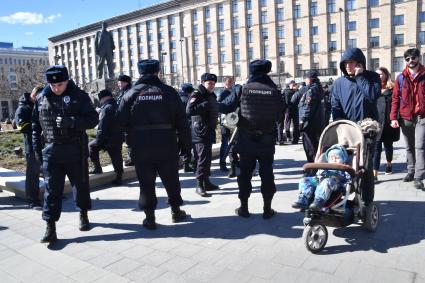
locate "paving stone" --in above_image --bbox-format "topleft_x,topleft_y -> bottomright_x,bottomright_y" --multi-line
104,257 -> 142,276
124,264 -> 166,282
159,256 -> 197,274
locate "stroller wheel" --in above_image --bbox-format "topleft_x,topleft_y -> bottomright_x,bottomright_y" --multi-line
363,202 -> 379,232
303,224 -> 328,253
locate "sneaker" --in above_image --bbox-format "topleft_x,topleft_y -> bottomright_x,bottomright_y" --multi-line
309,198 -> 325,211
403,172 -> 414,182
291,196 -> 308,209
413,179 -> 424,190
171,209 -> 187,223
385,164 -> 393,174
235,207 -> 250,218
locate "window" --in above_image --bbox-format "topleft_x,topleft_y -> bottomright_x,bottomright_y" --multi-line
263,45 -> 268,58
218,3 -> 224,15
260,0 -> 267,7
233,33 -> 240,45
330,61 -> 337,69
205,6 -> 210,18
235,65 -> 241,77
347,21 -> 357,31
232,0 -> 238,12
347,0 -> 356,10
310,2 -> 318,16
277,0 -> 283,3
393,0 -> 403,3
206,37 -> 212,49
195,55 -> 199,66
370,58 -> 380,70
419,31 -> 425,44
329,40 -> 337,51
277,8 -> 284,21
169,28 -> 176,37
234,49 -> 240,61
393,56 -> 404,72
171,64 -> 177,73
159,43 -> 165,51
296,64 -> 303,77
369,0 -> 379,6
294,28 -> 301,37
261,28 -> 268,39
370,36 -> 380,48
206,22 -> 211,33
169,15 -> 176,25
393,33 -> 404,45
207,53 -> 212,64
312,62 -> 319,70
247,14 -> 253,27
327,0 -> 336,13
219,19 -> 224,31
170,40 -> 176,49
347,38 -> 357,48
159,32 -> 164,39
369,18 -> 379,28
220,52 -> 226,62
193,24 -> 198,35
393,15 -> 404,26
147,21 -> 153,30
192,10 -> 198,21
248,30 -> 253,43
219,35 -> 225,47
261,11 -> 268,24
278,26 -> 284,39
311,43 -> 318,53
295,44 -> 302,54
194,39 -> 199,51
328,23 -> 336,33
419,12 -> 425,22
294,5 -> 301,18
278,43 -> 285,55
246,0 -> 252,10
248,47 -> 253,60
233,16 -> 239,28
171,52 -> 177,61
311,26 -> 318,35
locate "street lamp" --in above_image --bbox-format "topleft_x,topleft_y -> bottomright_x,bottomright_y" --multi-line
339,8 -> 344,55
263,35 -> 268,59
179,38 -> 185,83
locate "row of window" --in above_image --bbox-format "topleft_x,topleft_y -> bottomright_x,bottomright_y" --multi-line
0,57 -> 47,66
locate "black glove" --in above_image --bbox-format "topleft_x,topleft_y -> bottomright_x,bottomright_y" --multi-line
56,116 -> 75,129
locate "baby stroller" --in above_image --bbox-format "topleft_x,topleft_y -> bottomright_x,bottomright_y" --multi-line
301,119 -> 379,253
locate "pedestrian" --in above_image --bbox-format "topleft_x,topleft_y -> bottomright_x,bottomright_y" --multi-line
116,59 -> 191,230
178,83 -> 195,173
322,83 -> 332,126
390,48 -> 425,190
32,65 -> 99,244
284,80 -> 300,144
331,47 -> 381,204
116,74 -> 134,167
298,70 -> 325,163
187,73 -> 221,197
373,67 -> 400,181
88,89 -> 124,185
15,84 -> 44,209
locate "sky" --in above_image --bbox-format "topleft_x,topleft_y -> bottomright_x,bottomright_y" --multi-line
0,0 -> 165,48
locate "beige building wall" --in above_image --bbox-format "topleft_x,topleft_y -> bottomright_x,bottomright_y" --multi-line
48,0 -> 425,88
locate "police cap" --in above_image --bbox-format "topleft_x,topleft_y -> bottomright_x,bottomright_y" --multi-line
304,70 -> 319,79
201,73 -> 217,82
138,59 -> 160,75
181,83 -> 194,93
98,89 -> 113,100
118,74 -> 132,84
249,59 -> 272,75
45,65 -> 69,83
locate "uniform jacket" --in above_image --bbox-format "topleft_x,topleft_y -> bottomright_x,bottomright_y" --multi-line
331,48 -> 380,122
117,84 -> 132,106
116,74 -> 191,161
377,88 -> 400,142
186,84 -> 219,144
390,65 -> 425,121
96,98 -> 124,147
298,80 -> 325,132
15,92 -> 34,154
284,88 -> 297,113
32,80 -> 99,162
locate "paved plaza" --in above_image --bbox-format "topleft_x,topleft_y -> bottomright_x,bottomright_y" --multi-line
0,139 -> 424,283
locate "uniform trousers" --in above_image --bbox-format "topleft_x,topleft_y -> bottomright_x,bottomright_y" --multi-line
194,142 -> 212,179
88,140 -> 123,174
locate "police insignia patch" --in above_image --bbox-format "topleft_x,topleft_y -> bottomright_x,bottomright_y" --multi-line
63,96 -> 71,104
190,97 -> 196,103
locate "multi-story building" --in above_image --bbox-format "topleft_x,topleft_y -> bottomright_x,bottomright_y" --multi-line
0,42 -> 49,120
48,0 -> 425,88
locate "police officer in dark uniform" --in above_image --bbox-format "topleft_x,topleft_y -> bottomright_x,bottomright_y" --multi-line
89,89 -> 124,185
15,85 -> 44,209
116,74 -> 134,166
222,60 -> 283,219
32,65 -> 99,244
298,70 -> 325,162
283,80 -> 300,144
187,73 -> 220,197
178,83 -> 195,173
116,59 -> 191,230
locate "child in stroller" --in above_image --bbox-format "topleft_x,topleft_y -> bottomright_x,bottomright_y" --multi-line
292,144 -> 351,210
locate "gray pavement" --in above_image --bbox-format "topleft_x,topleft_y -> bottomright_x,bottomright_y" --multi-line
0,139 -> 425,283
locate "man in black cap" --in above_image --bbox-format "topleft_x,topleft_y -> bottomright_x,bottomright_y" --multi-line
283,80 -> 300,144
116,59 -> 191,230
186,73 -> 220,197
88,89 -> 124,185
179,83 -> 195,173
116,74 -> 134,166
298,70 -> 325,162
32,65 -> 99,244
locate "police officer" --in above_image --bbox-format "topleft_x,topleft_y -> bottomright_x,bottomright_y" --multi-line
223,60 -> 283,219
283,80 -> 300,144
178,83 -> 195,173
116,74 -> 134,166
298,70 -> 325,162
89,89 -> 124,185
116,59 -> 191,230
32,65 -> 99,244
15,85 -> 44,209
187,73 -> 220,197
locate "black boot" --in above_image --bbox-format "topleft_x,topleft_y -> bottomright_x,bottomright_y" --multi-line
184,163 -> 194,173
263,199 -> 275,219
143,210 -> 157,230
203,177 -> 220,191
79,210 -> 90,231
40,221 -> 57,243
235,199 -> 250,218
112,172 -> 123,186
171,206 -> 187,223
196,178 -> 210,197
89,164 -> 103,174
228,164 -> 237,178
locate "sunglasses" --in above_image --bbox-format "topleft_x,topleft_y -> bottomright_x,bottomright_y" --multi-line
405,56 -> 418,62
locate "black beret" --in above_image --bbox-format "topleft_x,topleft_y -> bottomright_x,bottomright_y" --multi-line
181,83 -> 194,93
98,89 -> 112,100
200,73 -> 217,82
249,59 -> 272,75
45,65 -> 69,83
138,59 -> 160,75
118,74 -> 132,84
304,70 -> 319,79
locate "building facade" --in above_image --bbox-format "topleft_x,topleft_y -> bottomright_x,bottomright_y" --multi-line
48,0 -> 425,88
0,43 -> 48,120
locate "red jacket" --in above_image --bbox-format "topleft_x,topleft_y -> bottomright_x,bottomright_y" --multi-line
390,65 -> 425,121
